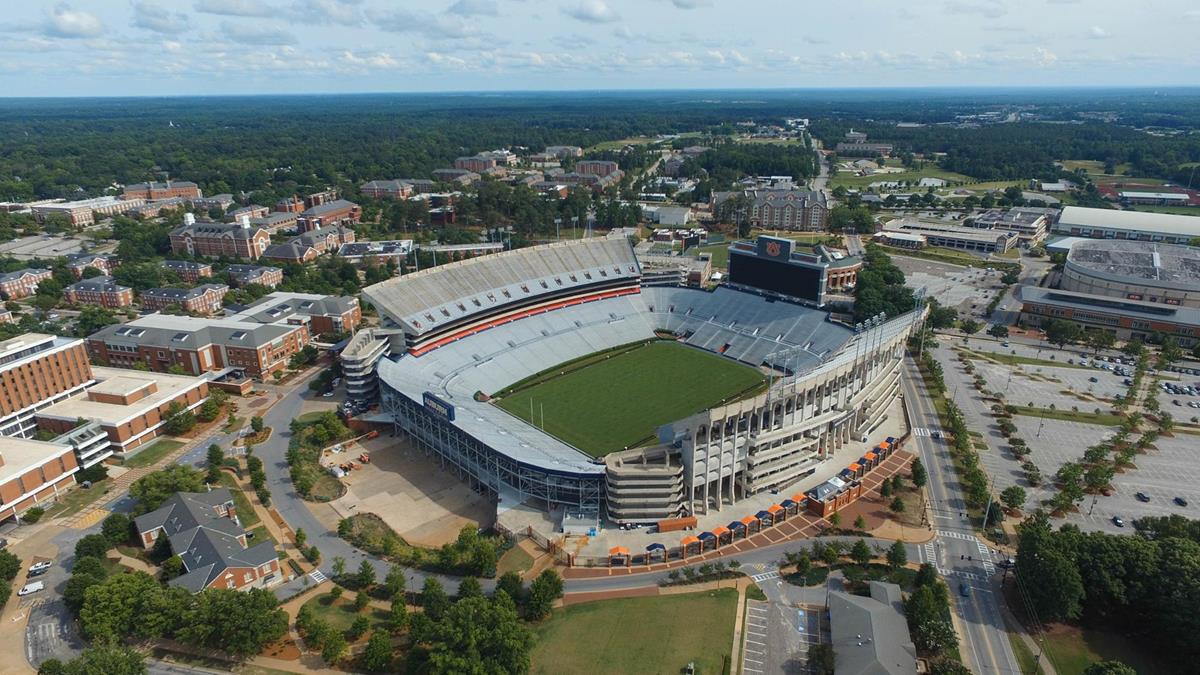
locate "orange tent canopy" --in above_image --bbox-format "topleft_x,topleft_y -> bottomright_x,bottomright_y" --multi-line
878,441 -> 891,450
740,515 -> 757,525
681,535 -> 700,546
609,546 -> 630,555
864,452 -> 878,461
712,526 -> 730,537
767,504 -> 784,514
791,494 -> 806,503
848,463 -> 861,472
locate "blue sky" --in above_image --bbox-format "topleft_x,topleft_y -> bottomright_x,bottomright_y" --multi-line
1,0 -> 1197,96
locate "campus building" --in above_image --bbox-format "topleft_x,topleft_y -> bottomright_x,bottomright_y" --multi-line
966,207 -> 1054,243
262,225 -> 355,264
229,292 -> 362,336
134,489 -> 282,593
140,284 -> 229,315
712,188 -> 830,231
0,333 -> 95,438
339,328 -> 392,402
162,260 -> 214,284
122,180 -> 202,201
297,199 -> 361,232
31,196 -> 145,227
169,214 -> 272,260
1018,285 -> 1200,347
1051,206 -> 1200,244
880,219 -> 1019,254
1063,240 -> 1200,308
35,367 -> 210,458
337,240 -> 413,266
0,268 -> 52,300
64,276 -> 134,308
65,253 -> 118,279
226,265 -> 283,289
0,437 -> 80,521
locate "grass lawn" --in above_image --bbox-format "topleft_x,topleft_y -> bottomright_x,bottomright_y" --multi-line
295,411 -> 329,425
530,589 -> 738,675
1041,624 -> 1170,675
44,480 -> 113,518
1008,631 -> 1045,675
301,593 -> 390,635
124,439 -> 185,468
495,341 -> 765,456
965,349 -> 1087,370
688,243 -> 729,269
830,166 -> 973,189
217,472 -> 261,528
1128,205 -> 1200,215
1009,406 -> 1123,426
882,245 -> 1019,271
496,546 -> 535,576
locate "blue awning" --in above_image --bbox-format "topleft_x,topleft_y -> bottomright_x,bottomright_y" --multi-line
886,436 -> 896,444
756,510 -> 772,519
728,521 -> 745,530
781,499 -> 797,507
698,531 -> 716,540
646,543 -> 665,551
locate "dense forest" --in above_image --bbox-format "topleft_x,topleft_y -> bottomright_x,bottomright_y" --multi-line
5,89 -> 1200,203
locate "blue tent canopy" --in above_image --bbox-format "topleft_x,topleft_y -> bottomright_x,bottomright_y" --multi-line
697,531 -> 716,541
781,499 -> 797,508
646,543 -> 665,551
728,521 -> 745,530
756,510 -> 771,519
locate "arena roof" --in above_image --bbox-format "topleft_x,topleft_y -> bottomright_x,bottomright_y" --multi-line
362,238 -> 640,336
1057,206 -> 1200,238
1067,240 -> 1200,289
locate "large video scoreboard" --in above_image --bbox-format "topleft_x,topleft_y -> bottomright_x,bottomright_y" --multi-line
727,236 -> 827,305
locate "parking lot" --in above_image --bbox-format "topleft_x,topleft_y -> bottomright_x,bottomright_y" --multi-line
892,257 -> 1007,321
1068,434 -> 1200,532
966,357 -> 1127,411
741,599 -> 824,675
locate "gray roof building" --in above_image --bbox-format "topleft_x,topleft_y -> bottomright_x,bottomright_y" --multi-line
828,581 -> 918,675
142,284 -> 228,303
66,276 -> 130,294
229,292 -> 359,325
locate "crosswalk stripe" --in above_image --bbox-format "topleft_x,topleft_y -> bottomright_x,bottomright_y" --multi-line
309,569 -> 327,584
912,427 -> 932,437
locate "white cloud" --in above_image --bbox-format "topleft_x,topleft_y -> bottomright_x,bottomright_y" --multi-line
132,1 -> 191,35
446,0 -> 499,17
193,0 -> 276,17
221,21 -> 297,45
369,8 -> 481,39
668,0 -> 712,8
1033,47 -> 1057,67
944,0 -> 1007,19
44,3 -> 104,38
339,50 -> 402,69
292,0 -> 364,26
562,0 -> 619,24
1088,25 -> 1110,39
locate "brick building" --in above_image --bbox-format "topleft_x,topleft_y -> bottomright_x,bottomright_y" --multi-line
226,265 -> 283,289
65,276 -> 134,308
133,489 -> 281,593
230,292 -> 362,336
454,155 -> 497,173
297,199 -> 361,232
712,188 -> 830,231
87,315 -> 311,380
360,180 -> 414,200
0,268 -> 52,300
575,160 -> 621,177
32,197 -> 145,227
0,438 -> 79,520
169,214 -> 271,260
162,260 -> 214,284
140,284 -> 229,315
122,180 -> 202,201
0,334 -> 96,438
65,253 -> 118,279
262,225 -> 355,264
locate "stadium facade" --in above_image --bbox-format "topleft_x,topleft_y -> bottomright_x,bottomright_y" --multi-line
363,237 -> 922,524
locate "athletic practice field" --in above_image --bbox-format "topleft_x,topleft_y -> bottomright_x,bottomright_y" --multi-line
530,589 -> 738,675
495,341 -> 765,457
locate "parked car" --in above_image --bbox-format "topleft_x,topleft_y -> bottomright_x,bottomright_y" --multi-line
18,581 -> 44,596
1089,377 -> 1099,383
1175,497 -> 1189,507
959,582 -> 971,598
1136,492 -> 1151,503
1112,516 -> 1125,528
28,561 -> 52,574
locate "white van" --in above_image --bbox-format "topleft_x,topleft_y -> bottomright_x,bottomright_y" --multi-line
18,581 -> 44,596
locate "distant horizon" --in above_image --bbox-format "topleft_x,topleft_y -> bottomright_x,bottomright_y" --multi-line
1,1 -> 1198,97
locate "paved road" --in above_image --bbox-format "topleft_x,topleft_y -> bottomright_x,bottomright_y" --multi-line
902,356 -> 1022,675
811,144 -> 830,194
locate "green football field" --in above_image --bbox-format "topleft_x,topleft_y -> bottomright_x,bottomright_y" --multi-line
495,341 -> 765,457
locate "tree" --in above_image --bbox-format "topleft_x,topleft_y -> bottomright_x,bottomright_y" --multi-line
1082,661 -> 1137,675
422,577 -> 451,622
321,632 -> 347,665
820,542 -> 840,566
163,400 -> 196,435
1044,318 -> 1082,348
854,515 -> 867,531
363,631 -> 394,672
1001,269 -> 1021,285
928,304 -> 959,329
910,458 -> 928,488
354,590 -> 370,612
987,324 -> 1010,338
526,569 -> 564,621
79,572 -> 165,642
0,550 -> 19,581
1016,512 -> 1084,622
251,415 -> 264,434
1001,485 -> 1027,511
497,571 -> 525,603
850,539 -> 873,566
356,559 -> 376,589
349,615 -> 371,640
886,541 -> 908,571
959,319 -> 982,335
130,465 -> 205,514
795,551 -> 813,580
205,443 -> 224,483
384,564 -> 408,595
176,588 -> 288,658
905,583 -> 958,653
74,534 -> 111,561
423,595 -> 534,675
881,479 -> 893,498
828,512 -> 841,529
890,495 -> 906,514
39,645 -> 146,675
808,643 -> 835,675
100,513 -> 131,546
1085,330 -> 1116,354
388,595 -> 409,633
332,556 -> 346,579
458,576 -> 483,599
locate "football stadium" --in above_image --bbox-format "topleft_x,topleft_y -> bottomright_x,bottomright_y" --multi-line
363,235 -> 922,525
